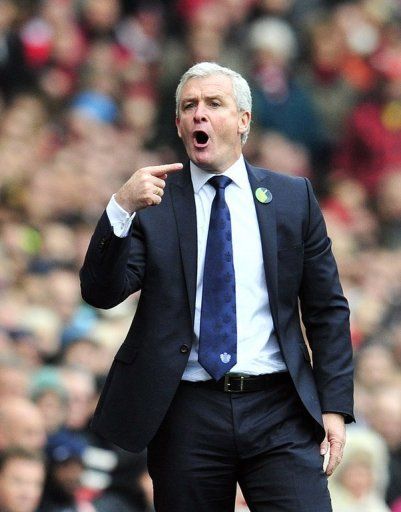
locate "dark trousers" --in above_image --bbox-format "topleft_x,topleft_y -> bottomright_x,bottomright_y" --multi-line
147,373 -> 332,512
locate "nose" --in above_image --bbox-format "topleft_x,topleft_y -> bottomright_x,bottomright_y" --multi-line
193,103 -> 207,122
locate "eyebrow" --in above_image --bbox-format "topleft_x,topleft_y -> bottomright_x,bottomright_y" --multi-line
181,93 -> 226,104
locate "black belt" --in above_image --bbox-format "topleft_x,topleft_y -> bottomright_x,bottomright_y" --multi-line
182,372 -> 290,393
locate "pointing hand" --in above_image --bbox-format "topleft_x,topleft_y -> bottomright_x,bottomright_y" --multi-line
115,163 -> 183,213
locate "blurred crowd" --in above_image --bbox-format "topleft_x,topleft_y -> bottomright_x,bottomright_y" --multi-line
1,0 -> 401,511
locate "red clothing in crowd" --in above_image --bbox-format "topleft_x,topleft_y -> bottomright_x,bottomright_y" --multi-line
334,100 -> 401,194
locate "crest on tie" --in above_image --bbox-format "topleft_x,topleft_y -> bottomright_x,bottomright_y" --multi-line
220,352 -> 231,363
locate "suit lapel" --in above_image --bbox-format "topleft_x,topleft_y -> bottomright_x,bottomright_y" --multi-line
246,162 -> 279,331
169,165 -> 198,325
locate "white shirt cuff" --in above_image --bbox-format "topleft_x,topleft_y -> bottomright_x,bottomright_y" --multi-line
106,195 -> 136,238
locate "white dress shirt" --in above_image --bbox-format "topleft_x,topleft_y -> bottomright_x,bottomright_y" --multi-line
106,155 -> 286,380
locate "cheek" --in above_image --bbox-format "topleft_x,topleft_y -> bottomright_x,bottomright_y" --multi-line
176,120 -> 191,140
217,121 -> 239,142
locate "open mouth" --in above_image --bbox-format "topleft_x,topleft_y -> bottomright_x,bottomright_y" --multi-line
194,130 -> 209,147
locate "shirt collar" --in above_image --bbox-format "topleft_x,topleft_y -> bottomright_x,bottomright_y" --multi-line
190,155 -> 248,194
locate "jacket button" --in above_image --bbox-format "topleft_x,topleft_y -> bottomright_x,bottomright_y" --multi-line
180,344 -> 189,354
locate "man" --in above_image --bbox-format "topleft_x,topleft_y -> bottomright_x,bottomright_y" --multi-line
0,397 -> 46,453
40,433 -> 89,512
80,62 -> 354,511
0,447 -> 45,512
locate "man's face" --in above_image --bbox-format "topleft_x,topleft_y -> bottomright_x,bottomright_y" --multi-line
176,74 -> 251,173
6,410 -> 46,453
0,459 -> 45,512
53,459 -> 84,496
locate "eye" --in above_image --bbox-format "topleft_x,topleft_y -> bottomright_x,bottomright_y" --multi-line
183,102 -> 194,110
210,100 -> 221,108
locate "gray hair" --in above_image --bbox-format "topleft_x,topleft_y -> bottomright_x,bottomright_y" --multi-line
175,62 -> 252,145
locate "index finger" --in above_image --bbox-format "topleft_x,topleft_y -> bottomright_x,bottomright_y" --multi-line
145,163 -> 183,177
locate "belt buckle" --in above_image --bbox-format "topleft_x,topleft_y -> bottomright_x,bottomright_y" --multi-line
224,374 -> 245,393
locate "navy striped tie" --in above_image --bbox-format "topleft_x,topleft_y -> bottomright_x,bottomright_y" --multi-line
199,176 -> 237,380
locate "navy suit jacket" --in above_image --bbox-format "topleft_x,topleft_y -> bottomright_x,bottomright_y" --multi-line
80,162 -> 354,453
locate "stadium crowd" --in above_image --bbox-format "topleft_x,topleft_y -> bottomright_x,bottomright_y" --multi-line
1,0 -> 401,510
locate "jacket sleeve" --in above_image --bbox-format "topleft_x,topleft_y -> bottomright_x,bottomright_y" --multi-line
80,210 -> 146,309
299,178 -> 354,422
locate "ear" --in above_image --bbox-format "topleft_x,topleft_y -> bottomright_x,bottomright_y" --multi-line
238,111 -> 251,135
175,117 -> 182,139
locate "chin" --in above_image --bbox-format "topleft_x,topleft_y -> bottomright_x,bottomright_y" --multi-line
190,151 -> 212,169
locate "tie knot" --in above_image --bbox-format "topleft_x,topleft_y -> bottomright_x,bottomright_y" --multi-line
208,175 -> 232,190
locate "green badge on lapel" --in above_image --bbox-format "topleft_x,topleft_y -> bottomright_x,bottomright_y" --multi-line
255,187 -> 272,204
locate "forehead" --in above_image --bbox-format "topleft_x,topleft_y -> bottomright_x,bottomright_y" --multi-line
180,74 -> 234,99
